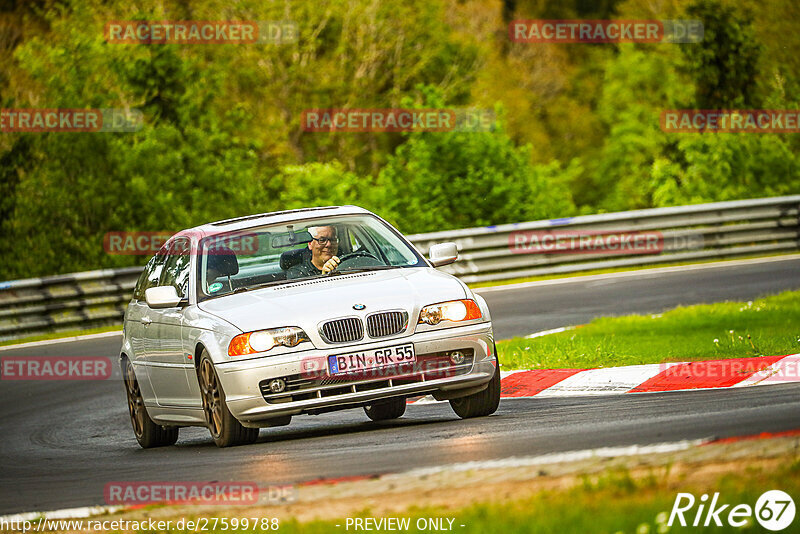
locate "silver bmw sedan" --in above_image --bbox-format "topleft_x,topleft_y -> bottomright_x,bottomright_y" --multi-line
120,206 -> 499,448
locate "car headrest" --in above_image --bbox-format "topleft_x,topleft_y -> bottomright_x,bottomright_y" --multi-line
280,247 -> 309,270
206,247 -> 239,277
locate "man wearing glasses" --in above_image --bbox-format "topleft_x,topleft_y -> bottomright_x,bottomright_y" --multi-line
285,225 -> 341,279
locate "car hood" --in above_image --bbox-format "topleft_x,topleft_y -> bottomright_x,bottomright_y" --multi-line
197,267 -> 469,334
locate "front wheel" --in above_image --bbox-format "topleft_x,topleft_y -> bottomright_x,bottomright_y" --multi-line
123,358 -> 179,448
364,397 -> 406,421
449,354 -> 500,419
198,352 -> 259,447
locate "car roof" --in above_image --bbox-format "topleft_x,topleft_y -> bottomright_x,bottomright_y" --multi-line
178,205 -> 374,239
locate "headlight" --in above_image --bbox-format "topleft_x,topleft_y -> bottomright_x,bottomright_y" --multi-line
228,327 -> 310,356
418,299 -> 482,325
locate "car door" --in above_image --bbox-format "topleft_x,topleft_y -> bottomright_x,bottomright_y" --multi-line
126,251 -> 167,403
146,237 -> 196,407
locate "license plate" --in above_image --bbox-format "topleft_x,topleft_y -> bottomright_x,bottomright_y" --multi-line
328,343 -> 415,375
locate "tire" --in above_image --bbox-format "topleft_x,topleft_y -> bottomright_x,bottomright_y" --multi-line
123,358 -> 179,448
364,397 -> 407,421
197,351 -> 259,447
449,349 -> 501,419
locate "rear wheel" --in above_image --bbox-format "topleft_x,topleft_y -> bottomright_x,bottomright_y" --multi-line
123,358 -> 179,448
364,397 -> 406,421
198,351 -> 259,447
449,350 -> 501,419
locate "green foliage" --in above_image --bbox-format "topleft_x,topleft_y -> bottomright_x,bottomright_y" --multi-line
377,88 -> 575,233
273,162 -> 380,212
591,0 -> 799,212
591,44 -> 693,210
651,133 -> 800,206
1,2 -> 263,277
682,0 -> 762,108
378,125 -> 576,233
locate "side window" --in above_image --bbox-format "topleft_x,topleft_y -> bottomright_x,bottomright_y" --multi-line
133,250 -> 168,301
361,225 -> 411,265
348,227 -> 363,252
159,238 -> 192,298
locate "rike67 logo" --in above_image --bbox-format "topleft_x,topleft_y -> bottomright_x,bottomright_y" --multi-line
668,490 -> 795,531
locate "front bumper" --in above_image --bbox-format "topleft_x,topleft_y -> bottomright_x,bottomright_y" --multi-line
217,322 -> 495,422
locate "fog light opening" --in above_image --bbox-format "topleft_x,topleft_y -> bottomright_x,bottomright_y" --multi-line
269,378 -> 286,393
449,351 -> 465,365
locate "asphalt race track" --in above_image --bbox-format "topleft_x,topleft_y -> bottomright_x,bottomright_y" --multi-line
479,256 -> 800,339
1,256 -> 799,514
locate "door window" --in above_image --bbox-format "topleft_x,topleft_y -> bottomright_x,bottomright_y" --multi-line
132,249 -> 168,301
159,238 -> 192,299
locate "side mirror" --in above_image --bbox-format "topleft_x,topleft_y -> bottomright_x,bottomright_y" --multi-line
145,286 -> 183,309
428,242 -> 458,267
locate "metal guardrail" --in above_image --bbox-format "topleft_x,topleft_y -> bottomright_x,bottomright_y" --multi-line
1,195 -> 798,341
410,195 -> 800,283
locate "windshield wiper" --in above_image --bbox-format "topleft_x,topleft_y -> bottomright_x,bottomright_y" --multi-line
233,275 -> 322,293
227,269 -> 394,294
328,265 -> 398,276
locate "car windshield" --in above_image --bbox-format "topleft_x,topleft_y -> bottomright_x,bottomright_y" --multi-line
197,214 -> 426,301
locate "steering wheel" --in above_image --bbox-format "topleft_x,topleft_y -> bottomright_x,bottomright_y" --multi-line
339,250 -> 378,262
336,250 -> 384,270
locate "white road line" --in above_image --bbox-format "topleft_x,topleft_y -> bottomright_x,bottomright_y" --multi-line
474,254 -> 800,294
524,326 -> 576,339
381,439 -> 710,479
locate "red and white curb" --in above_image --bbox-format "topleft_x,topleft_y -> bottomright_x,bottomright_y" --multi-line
412,354 -> 800,403
503,354 -> 800,398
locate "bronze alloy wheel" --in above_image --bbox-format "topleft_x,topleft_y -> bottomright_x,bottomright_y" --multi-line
124,359 -> 145,438
199,358 -> 223,438
123,358 -> 179,448
196,351 -> 259,447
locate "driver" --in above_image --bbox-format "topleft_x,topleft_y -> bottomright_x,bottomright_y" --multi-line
294,225 -> 341,277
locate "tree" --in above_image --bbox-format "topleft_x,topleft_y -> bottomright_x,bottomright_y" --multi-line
378,88 -> 574,233
682,0 -> 762,109
0,1 -> 263,278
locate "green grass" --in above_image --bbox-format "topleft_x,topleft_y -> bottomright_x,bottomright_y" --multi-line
497,290 -> 800,370
467,252 -> 800,290
0,324 -> 121,347
161,456 -> 800,533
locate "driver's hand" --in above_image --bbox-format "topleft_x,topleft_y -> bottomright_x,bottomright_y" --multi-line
322,256 -> 340,275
